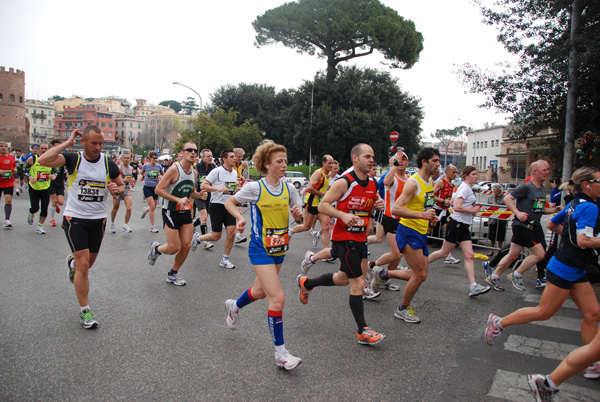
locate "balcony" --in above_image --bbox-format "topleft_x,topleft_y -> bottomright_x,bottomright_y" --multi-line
32,112 -> 46,120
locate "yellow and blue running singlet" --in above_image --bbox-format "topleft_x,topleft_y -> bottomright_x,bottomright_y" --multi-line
251,178 -> 291,256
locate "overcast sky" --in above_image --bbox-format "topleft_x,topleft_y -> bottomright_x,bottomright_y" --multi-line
1,0 -> 514,139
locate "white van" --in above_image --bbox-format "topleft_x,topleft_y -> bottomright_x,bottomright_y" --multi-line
284,171 -> 307,189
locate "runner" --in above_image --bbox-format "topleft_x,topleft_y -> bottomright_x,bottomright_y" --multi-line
432,164 -> 461,264
0,141 -> 17,227
290,155 -> 334,248
223,139 -> 304,370
37,126 -> 124,329
193,149 -> 215,250
147,143 -> 204,285
140,151 -> 164,233
370,147 -> 440,323
232,147 -> 248,244
297,143 -> 386,345
48,139 -> 66,227
130,156 -> 139,192
485,160 -> 561,291
25,143 -> 52,234
191,149 -> 240,269
14,149 -> 25,196
424,166 -> 491,297
109,153 -> 134,233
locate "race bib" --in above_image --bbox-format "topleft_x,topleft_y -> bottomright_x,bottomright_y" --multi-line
77,179 -> 105,202
424,191 -> 435,210
1,171 -> 12,179
532,198 -> 545,213
176,202 -> 192,211
198,175 -> 207,184
147,170 -> 160,178
225,181 -> 237,195
123,175 -> 132,180
265,227 -> 289,254
346,209 -> 370,232
37,172 -> 50,182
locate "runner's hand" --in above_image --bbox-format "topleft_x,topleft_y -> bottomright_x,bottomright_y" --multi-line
236,218 -> 246,232
422,209 -> 436,221
107,182 -> 119,195
290,205 -> 302,221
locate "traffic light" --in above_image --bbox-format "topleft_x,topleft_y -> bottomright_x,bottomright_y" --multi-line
593,80 -> 600,132
389,145 -> 397,158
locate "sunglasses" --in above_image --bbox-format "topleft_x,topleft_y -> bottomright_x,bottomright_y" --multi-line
588,179 -> 600,184
183,148 -> 198,153
151,157 -> 158,160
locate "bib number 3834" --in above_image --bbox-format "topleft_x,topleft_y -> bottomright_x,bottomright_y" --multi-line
78,180 -> 105,202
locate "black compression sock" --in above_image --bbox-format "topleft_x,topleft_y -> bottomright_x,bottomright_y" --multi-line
305,272 -> 335,290
200,223 -> 207,235
349,295 -> 367,333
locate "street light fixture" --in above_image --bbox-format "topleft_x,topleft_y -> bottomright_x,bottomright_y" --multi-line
173,81 -> 203,148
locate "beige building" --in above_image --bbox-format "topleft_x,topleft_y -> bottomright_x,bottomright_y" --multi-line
54,97 -> 86,113
114,114 -> 145,152
26,99 -> 55,145
134,99 -> 177,117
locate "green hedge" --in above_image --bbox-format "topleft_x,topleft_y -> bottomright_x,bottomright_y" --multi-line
250,165 -> 318,179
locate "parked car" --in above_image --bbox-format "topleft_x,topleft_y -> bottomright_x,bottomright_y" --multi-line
472,181 -> 493,192
284,171 -> 307,189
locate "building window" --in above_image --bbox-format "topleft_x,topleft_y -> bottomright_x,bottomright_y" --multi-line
101,123 -> 105,127
484,141 -> 488,148
496,139 -> 500,147
138,123 -> 141,128
484,156 -> 487,167
0,93 -> 3,101
9,94 -> 15,102
19,96 -> 23,103
109,124 -> 112,128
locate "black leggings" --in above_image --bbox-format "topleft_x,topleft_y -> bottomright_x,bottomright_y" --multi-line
29,187 -> 50,217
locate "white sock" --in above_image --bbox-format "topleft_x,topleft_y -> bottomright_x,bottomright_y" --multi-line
514,272 -> 523,278
470,283 -> 478,290
274,345 -> 286,354
545,375 -> 558,390
80,305 -> 90,313
49,207 -> 55,220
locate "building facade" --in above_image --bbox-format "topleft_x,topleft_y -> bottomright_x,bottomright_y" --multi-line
114,114 -> 145,152
54,104 -> 118,154
0,66 -> 28,150
25,99 -> 55,145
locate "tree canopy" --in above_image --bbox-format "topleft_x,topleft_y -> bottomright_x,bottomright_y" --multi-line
181,97 -> 200,115
159,100 -> 182,114
253,0 -> 424,81
458,0 -> 600,168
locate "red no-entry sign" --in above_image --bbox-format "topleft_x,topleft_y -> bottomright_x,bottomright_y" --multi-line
390,131 -> 399,142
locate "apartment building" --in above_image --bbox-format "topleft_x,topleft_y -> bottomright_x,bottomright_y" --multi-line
25,99 -> 55,144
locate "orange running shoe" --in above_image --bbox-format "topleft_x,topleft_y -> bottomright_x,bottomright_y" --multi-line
56,205 -> 60,213
357,327 -> 386,345
49,219 -> 56,227
297,274 -> 311,304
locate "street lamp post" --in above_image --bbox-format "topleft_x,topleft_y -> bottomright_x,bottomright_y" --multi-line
458,118 -> 476,167
173,82 -> 203,148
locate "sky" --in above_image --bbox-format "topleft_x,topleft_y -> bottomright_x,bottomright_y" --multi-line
0,0 -> 514,139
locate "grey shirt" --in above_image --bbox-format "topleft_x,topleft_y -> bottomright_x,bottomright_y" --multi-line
509,181 -> 547,227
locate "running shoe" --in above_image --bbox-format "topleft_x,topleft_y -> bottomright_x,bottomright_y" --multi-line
469,284 -> 491,297
362,286 -> 380,300
3,219 -> 12,228
150,226 -> 159,233
301,251 -> 314,274
275,349 -> 302,371
485,313 -> 503,346
297,275 -> 311,304
141,207 -> 148,219
357,327 -> 386,345
27,213 -> 33,225
370,265 -> 387,292
583,361 -> 600,379
66,255 -> 75,283
485,275 -> 505,291
191,232 -> 201,252
219,259 -> 235,269
225,299 -> 239,330
49,219 -> 56,227
507,272 -> 525,291
235,234 -> 247,244
56,205 -> 60,213
483,261 -> 493,277
394,306 -> 420,323
80,308 -> 99,329
528,374 -> 558,402
166,272 -> 186,286
444,254 -> 461,264
148,241 -> 161,266
110,223 -> 116,234
396,264 -> 410,270
380,281 -> 401,291
122,224 -> 132,233
36,225 -> 46,235
15,189 -> 20,196
312,231 -> 321,247
203,241 -> 214,250
535,278 -> 547,289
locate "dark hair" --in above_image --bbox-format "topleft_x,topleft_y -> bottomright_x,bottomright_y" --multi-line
83,125 -> 101,138
461,165 -> 477,178
416,147 -> 440,168
220,149 -> 234,160
51,139 -> 61,146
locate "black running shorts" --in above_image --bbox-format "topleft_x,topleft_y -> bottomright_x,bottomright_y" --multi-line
62,216 -> 106,254
332,240 -> 365,279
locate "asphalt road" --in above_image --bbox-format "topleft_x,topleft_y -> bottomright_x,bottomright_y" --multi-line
1,188 -> 599,401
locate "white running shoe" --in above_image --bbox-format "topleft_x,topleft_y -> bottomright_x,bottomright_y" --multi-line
301,251 -> 314,274
3,219 -> 12,228
166,272 -> 186,286
150,226 -> 159,233
141,207 -> 148,219
122,224 -> 132,233
27,214 -> 34,225
235,234 -> 247,244
219,259 -> 235,269
148,241 -> 161,266
110,223 -> 116,234
362,286 -> 380,300
444,254 -> 461,264
36,225 -> 46,235
312,231 -> 321,247
191,232 -> 201,252
275,349 -> 302,371
203,241 -> 214,250
225,299 -> 239,330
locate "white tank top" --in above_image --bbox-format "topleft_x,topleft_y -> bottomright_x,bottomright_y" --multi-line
64,152 -> 110,219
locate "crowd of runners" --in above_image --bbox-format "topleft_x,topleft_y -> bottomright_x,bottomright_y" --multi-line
1,128 -> 599,401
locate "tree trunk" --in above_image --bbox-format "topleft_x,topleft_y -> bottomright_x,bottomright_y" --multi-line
562,0 -> 582,184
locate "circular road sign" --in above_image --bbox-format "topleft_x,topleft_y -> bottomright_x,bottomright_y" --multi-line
390,131 -> 399,142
